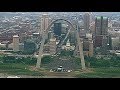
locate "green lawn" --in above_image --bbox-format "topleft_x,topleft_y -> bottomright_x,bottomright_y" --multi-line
0,63 -> 44,76
76,67 -> 120,78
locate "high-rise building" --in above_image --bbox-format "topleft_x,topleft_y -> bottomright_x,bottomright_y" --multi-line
53,22 -> 62,36
83,38 -> 93,57
49,38 -> 56,55
111,37 -> 120,50
95,17 -> 102,35
40,14 -> 49,34
74,37 -> 93,57
94,16 -> 109,48
102,17 -> 108,35
95,16 -> 108,35
13,35 -> 19,52
83,13 -> 90,33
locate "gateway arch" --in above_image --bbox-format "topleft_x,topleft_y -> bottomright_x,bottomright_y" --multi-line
36,19 -> 86,70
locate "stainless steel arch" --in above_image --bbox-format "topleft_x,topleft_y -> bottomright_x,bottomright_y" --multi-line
46,19 -> 75,32
36,18 -> 86,70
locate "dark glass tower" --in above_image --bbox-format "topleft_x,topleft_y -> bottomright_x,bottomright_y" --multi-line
95,16 -> 108,35
94,16 -> 109,48
53,22 -> 62,36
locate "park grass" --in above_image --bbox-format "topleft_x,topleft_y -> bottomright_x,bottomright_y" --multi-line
0,63 -> 44,76
76,67 -> 120,78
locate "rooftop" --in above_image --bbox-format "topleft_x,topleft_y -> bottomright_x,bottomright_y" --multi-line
13,35 -> 19,38
103,17 -> 108,19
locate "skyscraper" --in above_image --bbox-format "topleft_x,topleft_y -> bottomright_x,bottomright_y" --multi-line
94,16 -> 109,48
83,37 -> 93,57
95,16 -> 108,35
49,38 -> 56,55
13,35 -> 19,52
40,14 -> 49,34
83,13 -> 90,33
53,22 -> 62,36
102,17 -> 108,35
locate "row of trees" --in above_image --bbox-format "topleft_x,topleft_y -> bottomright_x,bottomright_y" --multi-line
85,56 -> 120,68
0,55 -> 37,65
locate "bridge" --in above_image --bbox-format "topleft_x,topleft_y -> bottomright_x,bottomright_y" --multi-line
36,18 -> 86,70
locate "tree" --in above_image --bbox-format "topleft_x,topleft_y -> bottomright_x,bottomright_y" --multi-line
41,56 -> 53,64
24,40 -> 36,54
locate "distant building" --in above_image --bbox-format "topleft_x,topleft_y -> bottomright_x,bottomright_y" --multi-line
0,41 -> 9,49
62,39 -> 75,50
94,16 -> 109,48
79,29 -> 86,38
8,43 -> 13,49
40,14 -> 50,34
53,22 -> 62,36
49,38 -> 57,55
43,36 -> 57,55
83,13 -> 90,33
13,35 -> 19,52
83,38 -> 93,57
95,16 -> 108,35
94,35 -> 109,48
19,33 -> 28,43
43,44 -> 50,54
89,21 -> 95,34
0,43 -> 6,48
19,43 -> 24,51
61,24 -> 68,34
111,37 -> 120,50
48,31 -> 56,40
74,35 -> 93,57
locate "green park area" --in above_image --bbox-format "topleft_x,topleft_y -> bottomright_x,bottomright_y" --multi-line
0,55 -> 43,77
75,56 -> 120,78
0,52 -> 120,78
75,67 -> 120,78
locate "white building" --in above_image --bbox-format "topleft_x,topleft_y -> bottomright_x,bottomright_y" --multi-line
0,43 -> 6,48
112,37 -> 120,50
62,39 -> 75,50
86,33 -> 92,39
13,35 -> 19,52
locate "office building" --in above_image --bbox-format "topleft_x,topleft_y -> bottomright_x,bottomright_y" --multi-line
13,35 -> 19,52
74,37 -> 93,57
62,39 -> 75,50
111,37 -> 120,50
83,13 -> 90,33
49,38 -> 57,55
53,22 -> 62,36
94,16 -> 109,48
83,37 -> 93,57
40,14 -> 49,34
95,16 -> 108,35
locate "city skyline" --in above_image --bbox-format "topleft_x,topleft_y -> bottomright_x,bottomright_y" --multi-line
0,12 -> 119,78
